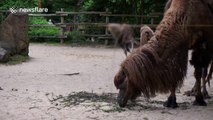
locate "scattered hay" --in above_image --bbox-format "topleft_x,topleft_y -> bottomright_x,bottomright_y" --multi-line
46,91 -> 191,113
46,91 -> 125,112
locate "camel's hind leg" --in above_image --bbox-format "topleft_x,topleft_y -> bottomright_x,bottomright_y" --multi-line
202,68 -> 211,99
121,45 -> 128,57
123,42 -> 132,57
206,61 -> 213,87
184,81 -> 197,96
193,67 -> 207,106
123,48 -> 128,57
130,40 -> 134,53
184,67 -> 210,98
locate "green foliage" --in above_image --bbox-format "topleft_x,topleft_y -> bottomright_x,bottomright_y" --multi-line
66,30 -> 86,44
42,0 -> 84,12
82,0 -> 94,10
29,26 -> 59,36
0,0 -> 37,10
28,17 -> 59,36
1,0 -> 168,45
1,55 -> 29,65
0,13 -> 3,23
29,16 -> 47,25
0,0 -> 37,23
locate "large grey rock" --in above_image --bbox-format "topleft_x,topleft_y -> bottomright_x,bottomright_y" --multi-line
0,13 -> 29,56
0,47 -> 10,62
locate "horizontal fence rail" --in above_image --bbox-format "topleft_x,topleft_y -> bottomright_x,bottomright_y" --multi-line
0,9 -> 162,45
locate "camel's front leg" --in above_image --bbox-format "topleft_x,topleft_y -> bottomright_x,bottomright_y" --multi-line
184,81 -> 197,96
202,68 -> 211,99
164,87 -> 178,108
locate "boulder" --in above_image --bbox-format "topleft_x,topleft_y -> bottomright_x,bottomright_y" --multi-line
0,13 -> 29,56
0,47 -> 10,62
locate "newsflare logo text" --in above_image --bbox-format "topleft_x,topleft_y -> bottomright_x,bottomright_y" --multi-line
9,7 -> 48,14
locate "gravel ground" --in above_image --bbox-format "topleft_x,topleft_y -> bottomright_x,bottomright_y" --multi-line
0,43 -> 213,120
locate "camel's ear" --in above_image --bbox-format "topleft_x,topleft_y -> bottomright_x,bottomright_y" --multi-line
145,31 -> 150,38
140,27 -> 145,34
146,31 -> 153,37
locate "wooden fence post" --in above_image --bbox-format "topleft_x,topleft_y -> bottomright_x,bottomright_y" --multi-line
140,0 -> 144,24
73,14 -> 77,30
60,8 -> 65,43
150,10 -> 154,25
38,0 -> 42,8
28,11 -> 160,44
105,8 -> 109,45
151,17 -> 154,25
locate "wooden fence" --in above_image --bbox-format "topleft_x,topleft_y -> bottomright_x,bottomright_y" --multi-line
0,9 -> 163,45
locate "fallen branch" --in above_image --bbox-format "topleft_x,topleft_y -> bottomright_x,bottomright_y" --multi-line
62,73 -> 80,76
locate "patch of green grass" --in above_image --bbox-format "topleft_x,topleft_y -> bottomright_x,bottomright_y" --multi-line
6,55 -> 29,65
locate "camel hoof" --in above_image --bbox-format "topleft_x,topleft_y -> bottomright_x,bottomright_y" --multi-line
202,91 -> 211,99
193,95 -> 207,106
163,96 -> 178,108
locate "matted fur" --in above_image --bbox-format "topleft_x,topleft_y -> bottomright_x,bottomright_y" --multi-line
114,0 -> 213,99
118,36 -> 188,98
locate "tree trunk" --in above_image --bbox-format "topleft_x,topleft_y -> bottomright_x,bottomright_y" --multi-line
38,0 -> 42,8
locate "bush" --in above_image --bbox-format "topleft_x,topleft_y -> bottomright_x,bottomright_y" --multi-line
0,13 -> 4,23
0,0 -> 37,9
66,30 -> 86,44
0,55 -> 29,65
29,17 -> 59,42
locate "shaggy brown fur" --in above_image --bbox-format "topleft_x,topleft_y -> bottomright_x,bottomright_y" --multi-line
114,0 -> 213,107
165,0 -> 213,13
108,23 -> 135,56
206,0 -> 213,12
164,0 -> 172,12
165,0 -> 213,98
140,25 -> 154,46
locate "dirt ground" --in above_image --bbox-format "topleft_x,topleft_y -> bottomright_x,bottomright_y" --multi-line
0,43 -> 213,120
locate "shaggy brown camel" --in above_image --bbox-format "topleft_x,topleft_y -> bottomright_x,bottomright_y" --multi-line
107,23 -> 136,56
114,0 -> 213,108
165,0 -> 213,99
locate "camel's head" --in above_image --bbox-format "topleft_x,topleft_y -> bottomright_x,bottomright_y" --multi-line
114,68 -> 128,107
114,66 -> 142,107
